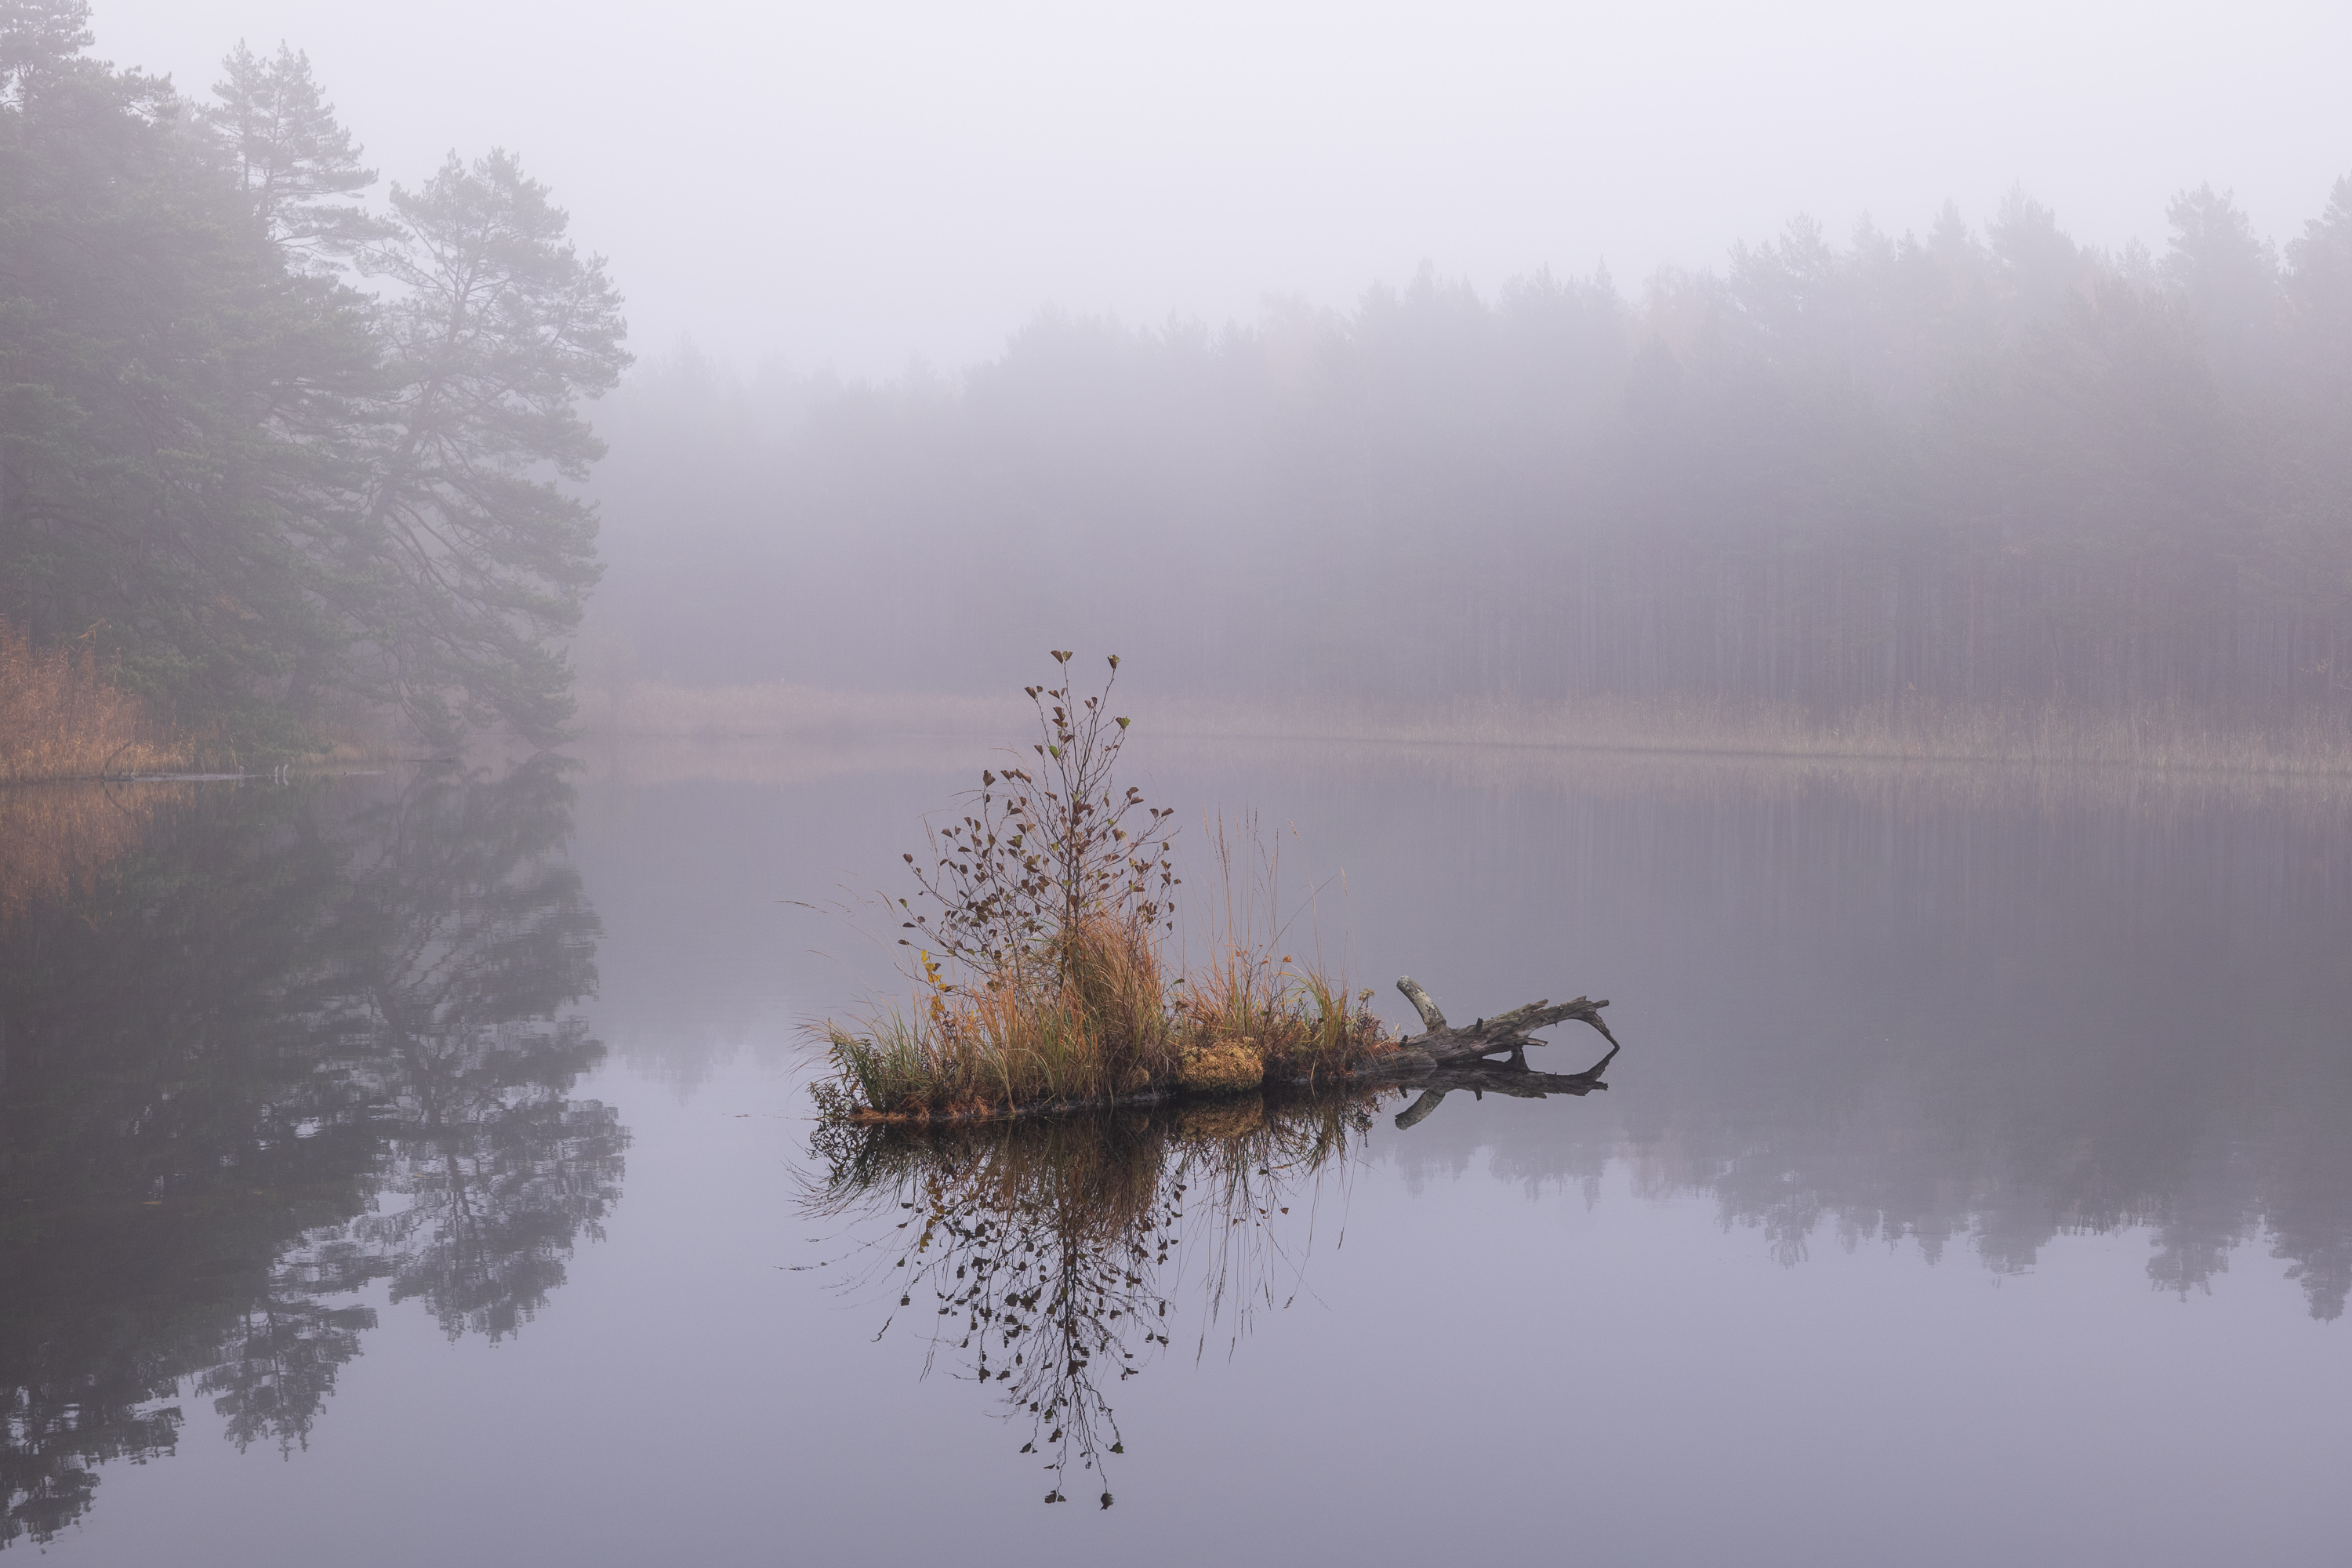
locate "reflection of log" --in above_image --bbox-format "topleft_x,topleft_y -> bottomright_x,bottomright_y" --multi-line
1375,975 -> 1621,1130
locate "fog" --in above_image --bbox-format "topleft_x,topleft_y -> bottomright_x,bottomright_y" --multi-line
11,0 -> 2351,742
581,193 -> 2352,721
13,10 -> 2352,1554
83,0 -> 2352,376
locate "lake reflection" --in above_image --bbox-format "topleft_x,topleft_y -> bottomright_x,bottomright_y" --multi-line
6,739 -> 2351,1564
771,741 -> 2352,1319
799,1007 -> 1623,1510
0,761 -> 622,1549
800,1094 -> 1381,1505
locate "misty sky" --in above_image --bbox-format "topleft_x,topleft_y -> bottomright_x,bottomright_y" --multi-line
90,0 -> 2352,379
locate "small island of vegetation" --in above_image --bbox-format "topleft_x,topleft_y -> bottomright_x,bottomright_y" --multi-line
811,652 -> 1622,1124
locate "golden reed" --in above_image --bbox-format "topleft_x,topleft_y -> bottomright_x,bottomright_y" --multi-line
0,617 -> 193,783
586,678 -> 2352,779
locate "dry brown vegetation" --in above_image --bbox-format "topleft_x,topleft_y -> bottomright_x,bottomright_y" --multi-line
583,677 -> 1024,740
1145,692 -> 2352,776
820,913 -> 1395,1121
0,619 -> 196,782
812,657 -> 1396,1123
589,677 -> 2352,778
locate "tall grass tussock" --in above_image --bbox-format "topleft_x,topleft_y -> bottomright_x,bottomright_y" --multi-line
0,618 -> 195,782
812,655 -> 1396,1123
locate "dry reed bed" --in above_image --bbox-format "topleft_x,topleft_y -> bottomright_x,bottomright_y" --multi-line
586,678 -> 1027,740
0,619 -> 194,782
589,679 -> 2352,779
573,731 -> 998,788
1156,730 -> 2352,822
1142,693 -> 2352,776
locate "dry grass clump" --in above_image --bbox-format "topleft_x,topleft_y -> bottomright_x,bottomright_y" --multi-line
821,913 -> 1393,1121
0,619 -> 194,782
813,655 -> 1396,1123
824,913 -> 1178,1116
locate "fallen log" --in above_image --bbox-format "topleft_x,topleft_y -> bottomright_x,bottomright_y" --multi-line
1369,975 -> 1621,1129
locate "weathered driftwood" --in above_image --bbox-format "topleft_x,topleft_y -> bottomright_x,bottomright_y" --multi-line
1370,975 -> 1621,1129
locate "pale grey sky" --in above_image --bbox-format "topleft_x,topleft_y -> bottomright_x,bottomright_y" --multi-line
88,0 -> 2352,378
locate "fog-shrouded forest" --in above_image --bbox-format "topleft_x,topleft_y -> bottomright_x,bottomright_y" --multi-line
588,180 -> 2352,729
6,0 -> 2352,760
0,1 -> 624,758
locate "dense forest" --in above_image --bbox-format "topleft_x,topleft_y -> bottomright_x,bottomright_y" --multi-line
0,1 -> 626,756
589,180 -> 2352,725
9,1 -> 2350,754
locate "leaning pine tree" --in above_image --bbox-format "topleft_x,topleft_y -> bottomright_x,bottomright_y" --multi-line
2,7 -> 630,759
350,151 -> 630,749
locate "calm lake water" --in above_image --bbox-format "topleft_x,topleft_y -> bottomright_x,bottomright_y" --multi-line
5,736 -> 2350,1565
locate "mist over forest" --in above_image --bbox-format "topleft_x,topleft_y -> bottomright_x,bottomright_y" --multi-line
13,5 -> 2352,1554
5,0 -> 2351,758
589,185 -> 2352,722
1,2 -> 622,762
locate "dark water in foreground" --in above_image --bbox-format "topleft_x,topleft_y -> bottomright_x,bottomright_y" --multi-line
5,739 -> 2350,1565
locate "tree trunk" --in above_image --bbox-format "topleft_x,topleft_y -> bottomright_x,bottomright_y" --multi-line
1370,976 -> 1621,1129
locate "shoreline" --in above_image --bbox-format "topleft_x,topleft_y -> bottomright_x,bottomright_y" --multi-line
579,681 -> 2352,781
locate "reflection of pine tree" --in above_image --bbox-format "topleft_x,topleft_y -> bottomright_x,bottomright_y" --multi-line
362,1022 -> 625,1341
321,759 -> 625,1341
197,1291 -> 378,1456
0,1390 -> 180,1550
1,783 -> 365,1548
0,757 -> 620,1545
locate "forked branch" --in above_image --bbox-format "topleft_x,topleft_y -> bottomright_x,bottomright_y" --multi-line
1386,975 -> 1617,1064
1374,975 -> 1621,1129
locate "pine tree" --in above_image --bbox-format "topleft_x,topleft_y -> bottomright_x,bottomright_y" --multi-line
205,41 -> 385,266
2163,184 -> 2281,383
0,0 -> 376,749
351,151 -> 630,747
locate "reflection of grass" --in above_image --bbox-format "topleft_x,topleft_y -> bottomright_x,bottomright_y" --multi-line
0,780 -> 189,928
0,619 -> 195,782
800,1088 -> 1382,1505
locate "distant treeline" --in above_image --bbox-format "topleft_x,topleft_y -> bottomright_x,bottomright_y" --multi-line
0,2 -> 626,756
590,182 -> 2352,721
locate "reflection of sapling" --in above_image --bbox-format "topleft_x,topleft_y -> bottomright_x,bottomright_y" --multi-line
800,1092 -> 1381,1505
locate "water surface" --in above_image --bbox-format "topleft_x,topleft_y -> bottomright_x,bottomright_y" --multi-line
5,739 -> 2349,1564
